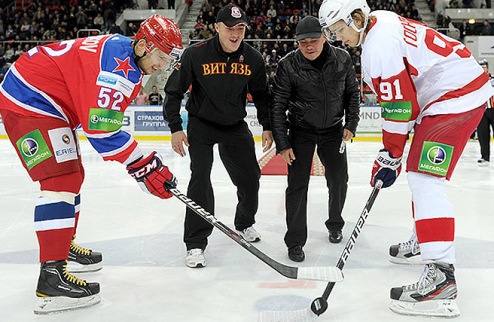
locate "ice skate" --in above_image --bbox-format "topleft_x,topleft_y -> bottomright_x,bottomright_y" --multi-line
34,260 -> 101,314
389,233 -> 428,265
389,262 -> 460,318
67,236 -> 103,273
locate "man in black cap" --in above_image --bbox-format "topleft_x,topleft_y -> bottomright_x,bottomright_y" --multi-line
164,4 -> 273,268
271,16 -> 360,262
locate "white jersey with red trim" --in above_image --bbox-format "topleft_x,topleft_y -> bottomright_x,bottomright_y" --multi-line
361,11 -> 493,157
0,34 -> 143,164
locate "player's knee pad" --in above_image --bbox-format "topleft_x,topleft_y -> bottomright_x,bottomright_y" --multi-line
39,171 -> 84,195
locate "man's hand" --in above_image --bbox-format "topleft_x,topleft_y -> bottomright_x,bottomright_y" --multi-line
371,149 -> 402,188
342,128 -> 354,141
281,148 -> 296,166
262,130 -> 273,152
171,131 -> 189,157
127,152 -> 177,199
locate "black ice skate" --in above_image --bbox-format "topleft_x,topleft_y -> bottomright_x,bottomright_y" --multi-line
34,260 -> 101,314
67,237 -> 103,273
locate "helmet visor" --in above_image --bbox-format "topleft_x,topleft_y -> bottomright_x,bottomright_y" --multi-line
322,26 -> 338,43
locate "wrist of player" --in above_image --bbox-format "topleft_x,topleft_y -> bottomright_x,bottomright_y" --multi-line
370,149 -> 402,188
126,151 -> 177,199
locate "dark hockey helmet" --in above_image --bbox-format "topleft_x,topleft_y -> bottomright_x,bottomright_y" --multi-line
135,14 -> 184,62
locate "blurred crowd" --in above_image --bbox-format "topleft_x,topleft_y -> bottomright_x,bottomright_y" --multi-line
0,0 -> 135,73
0,0 -> 492,87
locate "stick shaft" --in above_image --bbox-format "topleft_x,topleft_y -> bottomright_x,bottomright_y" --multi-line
169,187 -> 341,281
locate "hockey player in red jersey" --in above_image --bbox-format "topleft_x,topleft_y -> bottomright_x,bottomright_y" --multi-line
319,0 -> 493,318
0,14 -> 183,314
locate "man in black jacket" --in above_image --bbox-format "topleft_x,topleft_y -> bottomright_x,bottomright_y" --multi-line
271,16 -> 360,262
164,4 -> 273,268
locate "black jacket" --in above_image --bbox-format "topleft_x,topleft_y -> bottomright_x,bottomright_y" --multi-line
271,42 -> 360,152
164,35 -> 271,132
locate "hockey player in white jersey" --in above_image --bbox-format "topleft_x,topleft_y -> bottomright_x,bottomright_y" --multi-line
319,0 -> 493,318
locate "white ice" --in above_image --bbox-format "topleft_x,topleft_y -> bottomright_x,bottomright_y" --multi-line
1,138 -> 493,322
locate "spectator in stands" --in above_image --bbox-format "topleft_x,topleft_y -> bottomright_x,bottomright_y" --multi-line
267,4 -> 277,18
134,87 -> 149,105
459,19 -> 472,41
199,24 -> 213,39
279,42 -> 291,57
148,0 -> 158,9
127,22 -> 138,36
148,85 -> 163,106
480,19 -> 492,35
75,6 -> 88,28
4,44 -> 14,63
103,3 -> 116,31
93,12 -> 104,30
168,0 -> 176,10
0,61 -> 9,82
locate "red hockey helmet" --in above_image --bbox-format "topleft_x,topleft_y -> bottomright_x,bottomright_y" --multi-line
135,14 -> 183,61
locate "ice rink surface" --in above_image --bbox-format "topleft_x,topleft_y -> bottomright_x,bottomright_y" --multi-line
0,138 -> 493,322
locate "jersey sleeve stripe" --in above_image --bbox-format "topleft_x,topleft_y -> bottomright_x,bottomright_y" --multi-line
85,130 -> 132,154
85,130 -> 141,164
1,65 -> 69,122
382,119 -> 415,135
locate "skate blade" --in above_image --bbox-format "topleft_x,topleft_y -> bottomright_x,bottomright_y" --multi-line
67,261 -> 103,273
389,256 -> 431,265
34,294 -> 101,314
389,299 -> 460,318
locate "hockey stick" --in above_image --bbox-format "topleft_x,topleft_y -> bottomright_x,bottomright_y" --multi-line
258,180 -> 383,322
167,186 -> 343,282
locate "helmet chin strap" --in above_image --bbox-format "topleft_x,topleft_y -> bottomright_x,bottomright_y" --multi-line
350,17 -> 368,47
133,39 -> 147,67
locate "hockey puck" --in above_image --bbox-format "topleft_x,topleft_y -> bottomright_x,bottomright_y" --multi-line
310,297 -> 328,315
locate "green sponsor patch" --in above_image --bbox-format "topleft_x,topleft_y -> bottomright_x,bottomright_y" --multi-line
88,108 -> 124,132
380,101 -> 412,121
418,141 -> 454,176
16,129 -> 53,170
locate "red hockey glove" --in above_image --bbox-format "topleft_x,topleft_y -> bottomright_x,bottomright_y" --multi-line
371,149 -> 402,188
127,152 -> 177,199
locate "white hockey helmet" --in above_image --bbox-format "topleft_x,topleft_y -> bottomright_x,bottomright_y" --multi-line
318,0 -> 371,45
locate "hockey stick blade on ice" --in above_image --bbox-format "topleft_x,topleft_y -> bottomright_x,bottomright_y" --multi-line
167,186 -> 343,282
258,180 -> 383,322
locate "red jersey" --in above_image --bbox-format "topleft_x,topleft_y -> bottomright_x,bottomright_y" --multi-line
0,34 -> 144,164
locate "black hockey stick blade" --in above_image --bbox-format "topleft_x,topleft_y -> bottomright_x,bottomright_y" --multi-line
258,181 -> 383,321
167,186 -> 343,282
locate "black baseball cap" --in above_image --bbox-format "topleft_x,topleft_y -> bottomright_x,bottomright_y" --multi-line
296,16 -> 322,41
216,4 -> 248,27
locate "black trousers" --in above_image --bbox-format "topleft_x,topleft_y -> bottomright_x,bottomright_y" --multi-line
184,116 -> 260,250
477,108 -> 494,161
284,126 -> 348,249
